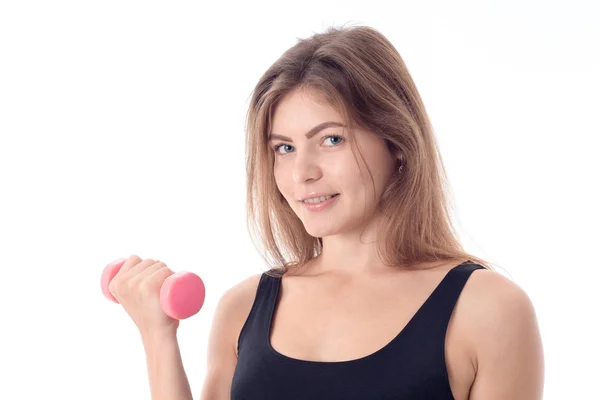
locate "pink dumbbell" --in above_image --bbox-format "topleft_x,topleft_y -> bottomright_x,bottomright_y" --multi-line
101,258 -> 206,320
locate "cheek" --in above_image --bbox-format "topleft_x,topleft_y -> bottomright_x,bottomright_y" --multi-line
273,171 -> 290,199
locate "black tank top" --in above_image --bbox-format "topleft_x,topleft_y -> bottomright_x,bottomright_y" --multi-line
231,261 -> 485,400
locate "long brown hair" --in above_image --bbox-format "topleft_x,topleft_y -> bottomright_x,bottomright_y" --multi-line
244,23 -> 498,278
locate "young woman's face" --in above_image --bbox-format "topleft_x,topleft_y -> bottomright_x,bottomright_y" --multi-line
269,87 -> 399,238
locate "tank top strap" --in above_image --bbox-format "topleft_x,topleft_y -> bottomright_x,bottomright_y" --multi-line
256,271 -> 281,328
236,272 -> 281,358
410,262 -> 486,348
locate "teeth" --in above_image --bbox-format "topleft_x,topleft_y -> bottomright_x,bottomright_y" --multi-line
304,194 -> 335,204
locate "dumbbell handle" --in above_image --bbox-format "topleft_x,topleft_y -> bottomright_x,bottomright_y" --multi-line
101,259 -> 205,320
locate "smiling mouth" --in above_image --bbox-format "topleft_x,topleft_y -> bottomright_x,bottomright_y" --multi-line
302,193 -> 340,204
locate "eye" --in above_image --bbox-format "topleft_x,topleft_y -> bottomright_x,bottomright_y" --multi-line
272,135 -> 344,156
272,143 -> 293,155
324,135 -> 343,146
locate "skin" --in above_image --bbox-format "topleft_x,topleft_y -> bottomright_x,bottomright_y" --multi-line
250,85 -> 545,399
270,85 -> 402,280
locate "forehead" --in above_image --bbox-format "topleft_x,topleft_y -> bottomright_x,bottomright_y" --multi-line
271,88 -> 342,134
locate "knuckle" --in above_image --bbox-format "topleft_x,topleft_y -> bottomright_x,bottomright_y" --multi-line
157,264 -> 170,275
150,265 -> 169,282
108,280 -> 120,295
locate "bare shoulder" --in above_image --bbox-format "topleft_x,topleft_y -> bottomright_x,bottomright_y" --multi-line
462,267 -> 530,311
462,268 -> 545,399
462,267 -> 538,327
222,272 -> 264,304
462,267 -> 538,348
219,272 -> 265,357
201,273 -> 265,399
221,272 -> 263,325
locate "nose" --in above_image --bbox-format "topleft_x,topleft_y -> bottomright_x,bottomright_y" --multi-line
292,153 -> 322,183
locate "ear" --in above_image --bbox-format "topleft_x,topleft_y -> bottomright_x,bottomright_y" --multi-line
395,150 -> 404,162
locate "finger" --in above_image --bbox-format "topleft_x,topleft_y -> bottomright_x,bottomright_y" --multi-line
117,255 -> 144,275
109,260 -> 162,301
124,258 -> 157,279
147,264 -> 175,286
109,256 -> 142,295
130,261 -> 167,285
137,264 -> 174,297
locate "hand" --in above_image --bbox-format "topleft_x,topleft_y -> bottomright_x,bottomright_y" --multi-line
108,255 -> 179,336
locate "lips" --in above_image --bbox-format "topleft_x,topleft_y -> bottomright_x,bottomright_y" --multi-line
301,193 -> 339,202
301,193 -> 340,211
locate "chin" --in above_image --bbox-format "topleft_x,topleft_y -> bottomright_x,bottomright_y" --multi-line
301,220 -> 344,239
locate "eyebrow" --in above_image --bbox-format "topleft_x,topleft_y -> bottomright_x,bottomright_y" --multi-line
268,121 -> 346,142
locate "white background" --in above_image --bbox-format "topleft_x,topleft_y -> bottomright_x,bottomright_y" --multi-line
1,1 -> 598,399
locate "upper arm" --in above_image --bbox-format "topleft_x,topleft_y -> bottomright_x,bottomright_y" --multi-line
468,272 -> 545,399
200,273 -> 262,400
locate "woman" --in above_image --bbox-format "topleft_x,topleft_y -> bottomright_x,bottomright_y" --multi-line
112,24 -> 544,400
